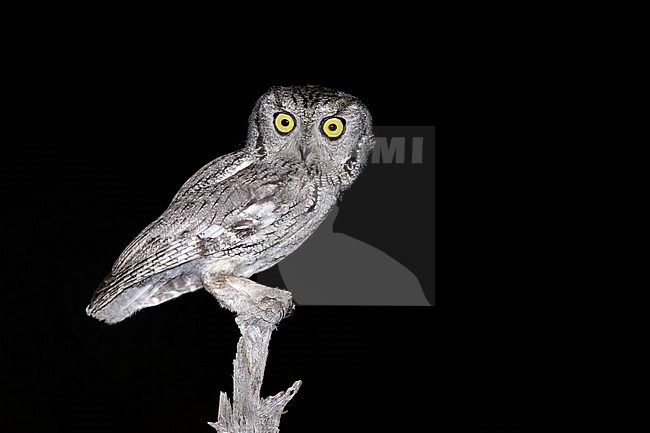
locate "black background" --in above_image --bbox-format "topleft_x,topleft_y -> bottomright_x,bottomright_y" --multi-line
3,42 -> 555,433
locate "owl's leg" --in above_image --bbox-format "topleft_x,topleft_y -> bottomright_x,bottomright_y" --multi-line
200,267 -> 300,432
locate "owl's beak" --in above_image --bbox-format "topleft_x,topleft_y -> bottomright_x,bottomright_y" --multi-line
300,142 -> 312,162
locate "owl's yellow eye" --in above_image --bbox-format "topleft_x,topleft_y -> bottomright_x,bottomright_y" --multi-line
322,117 -> 346,139
274,112 -> 295,135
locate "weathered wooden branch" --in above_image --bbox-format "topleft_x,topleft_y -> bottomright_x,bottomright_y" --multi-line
201,270 -> 301,433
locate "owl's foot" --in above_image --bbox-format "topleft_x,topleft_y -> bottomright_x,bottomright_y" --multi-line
201,271 -> 294,325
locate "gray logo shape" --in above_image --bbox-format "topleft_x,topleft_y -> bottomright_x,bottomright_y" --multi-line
257,204 -> 430,306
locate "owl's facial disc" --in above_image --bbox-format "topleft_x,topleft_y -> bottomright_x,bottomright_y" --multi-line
246,85 -> 373,188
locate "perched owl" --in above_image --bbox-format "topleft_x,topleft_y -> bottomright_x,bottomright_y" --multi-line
87,85 -> 374,324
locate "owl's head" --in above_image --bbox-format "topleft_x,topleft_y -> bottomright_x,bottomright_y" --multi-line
246,85 -> 373,190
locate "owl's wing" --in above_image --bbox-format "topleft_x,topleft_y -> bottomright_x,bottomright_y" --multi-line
87,150 -> 256,323
86,151 -> 311,324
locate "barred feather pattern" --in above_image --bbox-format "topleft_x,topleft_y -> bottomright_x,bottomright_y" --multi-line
86,85 -> 373,324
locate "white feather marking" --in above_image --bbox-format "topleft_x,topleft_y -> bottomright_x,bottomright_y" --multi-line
214,159 -> 254,183
199,225 -> 226,239
242,201 -> 276,219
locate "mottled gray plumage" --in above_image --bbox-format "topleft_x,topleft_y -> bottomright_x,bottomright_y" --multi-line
87,85 -> 373,324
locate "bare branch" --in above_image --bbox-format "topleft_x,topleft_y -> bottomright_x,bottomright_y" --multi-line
202,271 -> 300,433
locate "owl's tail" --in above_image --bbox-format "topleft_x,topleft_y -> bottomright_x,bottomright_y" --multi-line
86,270 -> 203,324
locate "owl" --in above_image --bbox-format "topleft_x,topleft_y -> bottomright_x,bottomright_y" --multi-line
87,85 -> 374,324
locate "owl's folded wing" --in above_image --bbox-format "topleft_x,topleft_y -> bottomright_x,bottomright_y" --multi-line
86,153 -> 308,324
